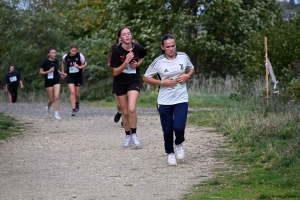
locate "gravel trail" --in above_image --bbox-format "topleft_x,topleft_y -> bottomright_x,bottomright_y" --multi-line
0,103 -> 225,200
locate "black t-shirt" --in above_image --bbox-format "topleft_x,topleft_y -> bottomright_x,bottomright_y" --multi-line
63,52 -> 84,77
110,44 -> 146,84
6,71 -> 21,86
40,59 -> 60,82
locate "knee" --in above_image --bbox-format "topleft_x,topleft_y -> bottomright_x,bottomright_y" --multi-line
54,95 -> 60,102
70,91 -> 75,96
128,108 -> 136,115
174,125 -> 185,133
122,112 -> 129,119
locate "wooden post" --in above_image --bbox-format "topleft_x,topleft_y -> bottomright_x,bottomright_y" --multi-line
264,37 -> 269,105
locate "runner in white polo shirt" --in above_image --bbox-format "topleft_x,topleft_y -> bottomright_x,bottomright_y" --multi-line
143,34 -> 195,165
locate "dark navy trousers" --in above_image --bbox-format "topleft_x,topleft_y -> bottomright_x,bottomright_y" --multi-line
157,102 -> 188,154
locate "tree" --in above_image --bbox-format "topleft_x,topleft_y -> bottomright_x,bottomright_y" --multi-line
0,0 -> 71,89
195,0 -> 284,77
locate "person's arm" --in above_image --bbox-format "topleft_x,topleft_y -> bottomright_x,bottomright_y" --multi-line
57,69 -> 67,78
17,73 -> 24,88
130,58 -> 145,69
112,51 -> 134,76
177,68 -> 195,83
39,67 -> 54,75
143,76 -> 177,88
78,53 -> 87,69
5,75 -> 9,91
19,80 -> 24,89
143,76 -> 163,86
61,62 -> 65,74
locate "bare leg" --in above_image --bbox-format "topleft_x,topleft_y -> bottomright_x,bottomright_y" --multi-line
117,94 -> 130,131
68,84 -> 76,109
75,86 -> 81,103
113,93 -> 122,111
46,87 -> 54,108
53,84 -> 61,111
127,90 -> 139,128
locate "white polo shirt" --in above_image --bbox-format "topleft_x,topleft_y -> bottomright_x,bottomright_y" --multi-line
144,52 -> 194,105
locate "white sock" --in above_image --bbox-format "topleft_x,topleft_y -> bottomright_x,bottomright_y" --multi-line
55,111 -> 59,115
118,111 -> 122,114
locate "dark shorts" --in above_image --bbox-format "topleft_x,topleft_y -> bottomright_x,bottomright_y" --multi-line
114,81 -> 140,96
45,80 -> 60,88
67,75 -> 83,86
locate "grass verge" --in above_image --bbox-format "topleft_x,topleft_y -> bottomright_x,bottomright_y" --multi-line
184,94 -> 300,200
0,112 -> 23,140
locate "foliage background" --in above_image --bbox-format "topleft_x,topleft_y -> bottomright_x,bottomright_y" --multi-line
1,0 -> 300,100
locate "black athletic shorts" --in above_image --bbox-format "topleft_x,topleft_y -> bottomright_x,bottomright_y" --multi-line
45,80 -> 60,88
114,81 -> 140,96
67,75 -> 83,86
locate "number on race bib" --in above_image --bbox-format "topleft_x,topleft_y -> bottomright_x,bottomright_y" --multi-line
69,66 -> 79,73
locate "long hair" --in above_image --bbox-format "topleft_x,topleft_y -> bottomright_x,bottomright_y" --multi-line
109,38 -> 121,53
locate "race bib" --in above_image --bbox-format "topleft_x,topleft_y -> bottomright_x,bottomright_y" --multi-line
69,66 -> 79,73
47,72 -> 54,79
9,76 -> 17,82
122,64 -> 136,74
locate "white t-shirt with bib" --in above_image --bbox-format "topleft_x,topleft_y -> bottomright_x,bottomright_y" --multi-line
144,52 -> 194,105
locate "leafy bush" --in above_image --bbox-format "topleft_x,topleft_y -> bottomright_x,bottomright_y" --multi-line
81,82 -> 112,101
288,78 -> 300,99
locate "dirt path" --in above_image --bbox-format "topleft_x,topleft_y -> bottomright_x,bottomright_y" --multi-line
0,103 -> 226,200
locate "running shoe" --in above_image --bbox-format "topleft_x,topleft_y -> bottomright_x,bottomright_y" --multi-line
131,133 -> 141,147
114,112 -> 122,123
175,144 -> 185,159
121,122 -> 124,128
123,135 -> 132,147
168,153 -> 177,166
75,102 -> 80,112
71,109 -> 77,116
55,113 -> 61,120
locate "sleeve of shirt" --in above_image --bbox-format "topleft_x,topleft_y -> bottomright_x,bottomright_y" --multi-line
185,55 -> 194,70
110,50 -> 119,68
62,54 -> 67,63
79,53 -> 86,65
6,74 -> 9,84
139,45 -> 147,58
144,60 -> 159,78
40,60 -> 46,71
17,72 -> 22,81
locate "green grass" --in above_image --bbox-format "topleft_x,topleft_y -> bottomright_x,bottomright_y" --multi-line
0,113 -> 23,140
85,91 -> 236,108
184,93 -> 300,200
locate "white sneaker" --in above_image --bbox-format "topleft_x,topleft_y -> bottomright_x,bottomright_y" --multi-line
131,133 -> 141,147
168,153 -> 177,165
55,114 -> 61,120
123,135 -> 132,147
175,144 -> 185,159
46,106 -> 50,117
